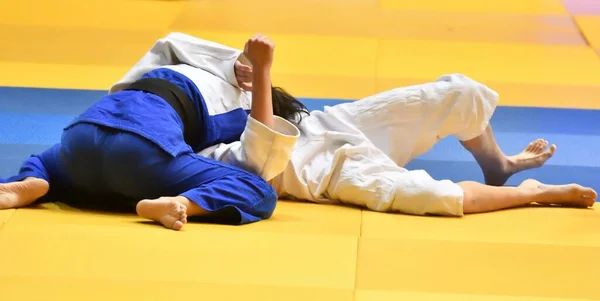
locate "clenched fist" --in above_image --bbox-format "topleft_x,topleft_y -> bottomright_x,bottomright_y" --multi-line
243,34 -> 275,69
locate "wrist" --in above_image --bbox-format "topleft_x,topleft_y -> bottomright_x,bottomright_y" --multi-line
252,66 -> 271,85
252,63 -> 272,74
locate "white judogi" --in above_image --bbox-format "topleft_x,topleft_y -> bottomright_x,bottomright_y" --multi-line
116,32 -> 499,217
109,32 -> 298,182
264,75 -> 498,216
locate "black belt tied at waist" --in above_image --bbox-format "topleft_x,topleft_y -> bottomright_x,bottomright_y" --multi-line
122,77 -> 201,146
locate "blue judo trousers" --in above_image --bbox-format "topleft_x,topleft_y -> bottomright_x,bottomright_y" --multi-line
0,68 -> 277,225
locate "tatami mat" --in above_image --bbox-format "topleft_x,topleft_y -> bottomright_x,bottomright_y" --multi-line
356,238 -> 600,299
575,16 -> 600,49
0,0 -> 599,300
356,291 -> 597,301
0,209 -> 14,225
0,204 -> 359,290
0,277 -> 353,301
360,207 -> 600,245
379,0 -> 569,14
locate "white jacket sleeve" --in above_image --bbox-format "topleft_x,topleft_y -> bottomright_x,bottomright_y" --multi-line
109,32 -> 245,93
198,116 -> 300,181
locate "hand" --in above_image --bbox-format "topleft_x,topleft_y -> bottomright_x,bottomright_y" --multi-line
234,60 -> 253,91
243,33 -> 275,69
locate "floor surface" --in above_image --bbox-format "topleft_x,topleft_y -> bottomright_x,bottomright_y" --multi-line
0,0 -> 599,300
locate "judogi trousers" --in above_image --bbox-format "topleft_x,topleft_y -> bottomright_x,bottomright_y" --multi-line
3,122 -> 277,225
273,74 -> 499,217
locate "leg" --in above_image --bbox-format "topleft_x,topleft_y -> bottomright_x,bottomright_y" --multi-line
297,141 -> 466,216
97,131 -> 277,230
460,179 -> 597,214
323,73 -> 502,167
0,144 -> 63,209
131,158 -> 277,230
461,125 -> 555,186
293,141 -> 595,217
418,74 -> 555,185
368,73 -> 555,185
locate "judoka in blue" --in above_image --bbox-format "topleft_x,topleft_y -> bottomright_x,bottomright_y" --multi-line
0,34 -> 300,230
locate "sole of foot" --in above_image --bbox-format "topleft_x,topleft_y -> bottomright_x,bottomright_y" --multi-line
136,198 -> 188,231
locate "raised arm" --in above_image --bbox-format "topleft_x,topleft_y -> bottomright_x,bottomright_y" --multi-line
110,32 -> 246,93
243,34 -> 275,129
197,34 -> 299,181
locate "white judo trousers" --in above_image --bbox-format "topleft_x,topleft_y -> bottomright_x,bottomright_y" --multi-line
270,74 -> 499,216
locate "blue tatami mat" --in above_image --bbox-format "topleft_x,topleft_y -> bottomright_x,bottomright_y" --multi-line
1,86 -> 599,195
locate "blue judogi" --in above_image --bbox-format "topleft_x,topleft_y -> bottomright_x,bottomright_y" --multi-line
2,68 -> 277,225
74,68 -> 250,156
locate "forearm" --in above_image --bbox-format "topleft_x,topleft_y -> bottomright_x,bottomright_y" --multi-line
249,66 -> 275,129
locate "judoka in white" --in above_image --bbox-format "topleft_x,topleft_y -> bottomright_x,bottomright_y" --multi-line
118,32 -> 597,215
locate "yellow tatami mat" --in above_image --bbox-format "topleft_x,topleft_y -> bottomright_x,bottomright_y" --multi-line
356,291 -> 598,301
380,0 -> 569,14
1,0 -> 599,108
0,203 -> 358,301
1,0 -> 599,300
0,204 -> 598,300
575,16 -> 600,49
357,208 -> 600,300
0,209 -> 14,225
0,277 -> 353,301
360,207 -> 600,244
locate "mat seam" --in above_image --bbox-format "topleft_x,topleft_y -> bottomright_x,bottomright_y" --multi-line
0,209 -> 17,232
352,210 -> 364,301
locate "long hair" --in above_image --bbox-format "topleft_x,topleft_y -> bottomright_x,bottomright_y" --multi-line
271,86 -> 310,124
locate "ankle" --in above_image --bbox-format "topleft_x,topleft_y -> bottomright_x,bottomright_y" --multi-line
174,196 -> 207,216
504,156 -> 517,170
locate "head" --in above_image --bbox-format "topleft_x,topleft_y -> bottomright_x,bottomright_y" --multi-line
271,86 -> 310,124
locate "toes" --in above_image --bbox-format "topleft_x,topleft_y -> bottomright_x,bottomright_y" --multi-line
181,212 -> 188,223
533,139 -> 548,153
582,189 -> 598,200
539,140 -> 549,152
179,209 -> 188,224
546,144 -> 557,156
527,139 -> 551,154
526,139 -> 546,153
176,204 -> 188,224
526,141 -> 537,152
172,220 -> 184,231
578,188 -> 597,207
539,144 -> 556,161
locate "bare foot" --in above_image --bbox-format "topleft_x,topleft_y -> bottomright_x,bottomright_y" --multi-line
508,139 -> 556,172
0,177 -> 49,209
519,179 -> 597,208
484,139 -> 556,186
136,197 -> 188,230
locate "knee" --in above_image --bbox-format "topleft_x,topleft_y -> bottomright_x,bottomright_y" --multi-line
392,191 -> 462,216
237,175 -> 278,220
437,73 -> 499,110
391,173 -> 465,216
250,188 -> 278,220
435,74 -> 499,139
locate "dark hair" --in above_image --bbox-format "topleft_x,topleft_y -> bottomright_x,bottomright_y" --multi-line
271,86 -> 310,124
